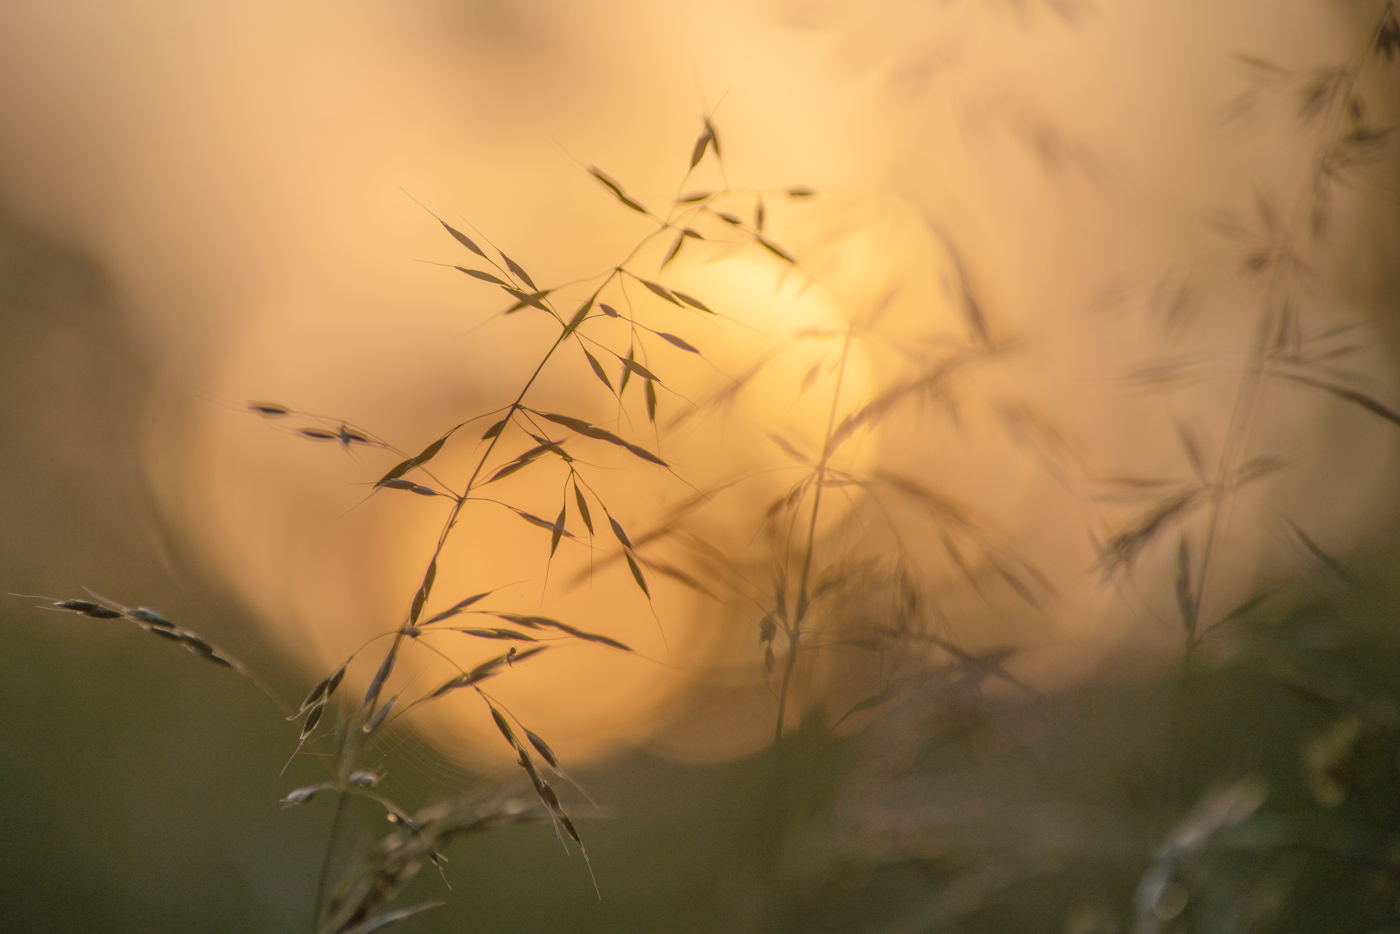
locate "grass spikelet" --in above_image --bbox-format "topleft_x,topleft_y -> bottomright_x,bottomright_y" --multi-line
662,231 -> 685,268
454,628 -> 537,642
281,781 -> 335,808
656,332 -> 699,353
294,666 -> 345,718
583,348 -> 614,391
588,165 -> 648,214
363,652 -> 396,710
573,482 -> 594,535
619,357 -> 660,382
440,221 -> 487,258
703,115 -> 721,157
622,442 -> 666,467
618,346 -> 635,395
528,617 -> 632,652
300,702 -> 325,742
637,277 -> 682,306
550,503 -> 567,557
624,552 -> 650,599
670,290 -> 713,313
511,508 -> 574,539
421,590 -> 497,626
412,560 -> 437,623
485,612 -> 552,629
690,123 -> 713,168
523,729 -> 561,771
375,478 -> 440,496
539,412 -> 593,433
607,515 -> 633,550
755,234 -> 796,264
48,598 -> 122,619
562,300 -> 592,337
499,251 -> 536,290
456,267 -> 507,286
363,693 -> 398,733
503,287 -> 550,311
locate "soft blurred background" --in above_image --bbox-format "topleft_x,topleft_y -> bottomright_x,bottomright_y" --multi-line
3,0 -> 1400,931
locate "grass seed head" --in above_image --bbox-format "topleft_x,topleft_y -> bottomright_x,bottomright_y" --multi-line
301,702 -> 325,742
364,693 -> 398,733
52,599 -> 123,619
126,606 -> 172,627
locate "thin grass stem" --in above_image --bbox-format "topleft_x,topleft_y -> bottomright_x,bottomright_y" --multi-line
774,329 -> 854,743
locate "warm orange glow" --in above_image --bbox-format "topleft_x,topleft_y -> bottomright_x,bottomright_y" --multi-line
4,0 -> 1398,766
154,246 -> 876,764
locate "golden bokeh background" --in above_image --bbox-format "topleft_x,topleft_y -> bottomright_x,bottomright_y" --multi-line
2,0 -> 1397,766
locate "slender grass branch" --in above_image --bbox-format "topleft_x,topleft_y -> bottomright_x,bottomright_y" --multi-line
774,329 -> 854,743
1164,6 -> 1396,817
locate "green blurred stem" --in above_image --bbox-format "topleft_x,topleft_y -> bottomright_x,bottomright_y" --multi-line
312,791 -> 350,933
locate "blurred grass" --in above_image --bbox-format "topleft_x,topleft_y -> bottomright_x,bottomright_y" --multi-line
0,604 -> 809,933
8,564 -> 1400,933
0,613 -> 323,932
5,52 -> 1400,926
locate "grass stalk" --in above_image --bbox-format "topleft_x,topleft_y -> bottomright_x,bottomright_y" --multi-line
1162,3 -> 1398,817
774,329 -> 854,744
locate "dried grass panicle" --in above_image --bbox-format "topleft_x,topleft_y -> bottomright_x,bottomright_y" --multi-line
316,796 -> 548,934
20,593 -> 252,674
17,114 -> 826,927
280,118 -> 828,915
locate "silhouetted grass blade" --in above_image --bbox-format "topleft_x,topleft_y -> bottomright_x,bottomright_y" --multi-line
588,166 -> 648,214
583,349 -> 614,391
690,124 -> 713,168
550,503 -> 566,557
500,252 -> 536,290
657,332 -> 699,353
456,267 -> 507,286
672,290 -> 713,313
624,551 -> 650,598
573,482 -> 593,535
637,278 -> 682,306
441,222 -> 487,258
620,358 -> 660,381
